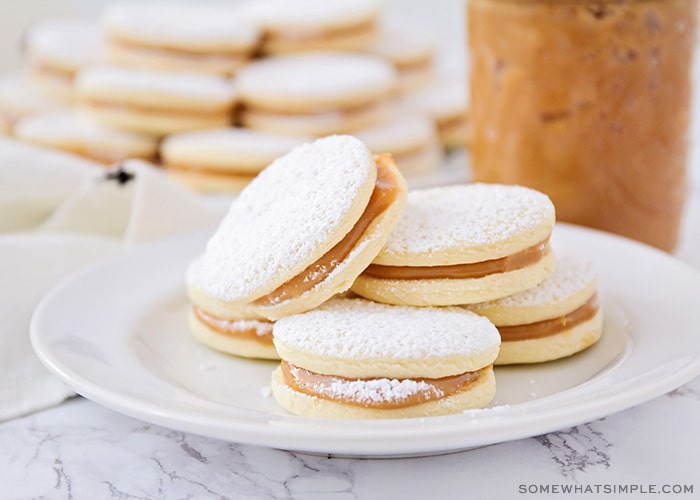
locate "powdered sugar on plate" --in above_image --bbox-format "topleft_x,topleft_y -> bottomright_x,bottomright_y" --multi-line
379,183 -> 555,258
274,298 -> 500,359
187,136 -> 374,302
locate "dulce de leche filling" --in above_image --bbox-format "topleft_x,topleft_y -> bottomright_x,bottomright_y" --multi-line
86,99 -> 233,119
281,361 -> 489,409
267,19 -> 376,45
364,239 -> 550,280
252,154 -> 402,307
193,306 -> 274,345
498,294 -> 600,342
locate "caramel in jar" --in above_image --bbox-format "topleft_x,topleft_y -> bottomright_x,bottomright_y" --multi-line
469,0 -> 697,251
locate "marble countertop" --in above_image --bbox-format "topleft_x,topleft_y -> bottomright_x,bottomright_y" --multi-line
1,175 -> 699,500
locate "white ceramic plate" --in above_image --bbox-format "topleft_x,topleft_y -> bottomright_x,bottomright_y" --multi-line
31,224 -> 700,457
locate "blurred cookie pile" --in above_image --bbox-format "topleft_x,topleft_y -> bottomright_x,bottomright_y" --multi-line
0,0 -> 469,192
186,135 -> 604,419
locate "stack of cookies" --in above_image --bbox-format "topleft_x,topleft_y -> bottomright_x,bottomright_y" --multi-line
1,0 -> 465,190
185,135 -> 604,419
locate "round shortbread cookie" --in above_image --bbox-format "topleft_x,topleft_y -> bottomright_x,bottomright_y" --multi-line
235,53 -> 396,113
353,113 -> 443,175
242,0 -> 380,54
26,18 -> 103,103
271,298 -> 499,418
103,2 -> 259,75
351,183 -> 557,305
162,128 -> 310,174
403,77 -> 468,147
368,21 -> 435,94
15,111 -> 158,164
495,310 -> 603,365
188,308 -> 278,360
273,298 -> 500,379
240,101 -> 392,137
467,250 -> 603,364
163,128 -> 309,192
187,135 -> 407,319
76,66 -> 236,135
271,364 -> 496,419
167,169 -> 254,194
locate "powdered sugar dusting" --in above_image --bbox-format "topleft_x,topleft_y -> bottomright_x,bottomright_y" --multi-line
289,365 -> 442,405
104,2 -> 259,48
236,53 -> 395,103
380,183 -> 554,257
274,298 -> 500,359
476,250 -> 596,309
77,66 -> 236,104
187,136 -> 374,301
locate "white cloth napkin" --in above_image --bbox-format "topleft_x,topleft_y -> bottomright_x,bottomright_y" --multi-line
1,147 -> 228,422
0,137 -> 99,232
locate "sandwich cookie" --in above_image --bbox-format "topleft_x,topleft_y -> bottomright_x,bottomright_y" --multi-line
14,111 -> 158,165
25,17 -> 103,103
76,66 -> 236,136
404,77 -> 469,148
0,73 -> 65,133
468,251 -> 603,365
186,135 -> 407,320
352,183 -> 557,306
271,298 -> 500,418
236,52 -> 396,136
161,127 -> 308,193
243,0 -> 380,54
368,22 -> 435,94
103,2 -> 259,76
189,309 -> 278,360
354,113 -> 443,177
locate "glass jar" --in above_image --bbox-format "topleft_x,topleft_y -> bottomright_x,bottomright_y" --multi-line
468,0 -> 698,251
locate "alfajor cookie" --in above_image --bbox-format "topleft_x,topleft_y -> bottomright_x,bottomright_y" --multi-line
25,17 -> 103,103
467,250 -> 603,365
404,77 -> 469,148
103,2 -> 259,76
368,21 -> 435,94
243,0 -> 380,54
15,111 -> 158,164
189,308 -> 278,360
76,66 -> 236,136
352,183 -> 557,306
186,135 -> 407,320
161,127 -> 308,193
236,52 -> 396,136
271,298 -> 500,419
354,113 -> 443,177
0,73 -> 65,133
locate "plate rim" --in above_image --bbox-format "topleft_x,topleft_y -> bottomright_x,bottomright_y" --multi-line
29,223 -> 700,456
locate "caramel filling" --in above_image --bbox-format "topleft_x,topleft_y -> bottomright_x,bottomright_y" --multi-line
86,99 -> 234,118
193,306 -> 274,345
364,239 -> 550,280
53,144 -> 156,165
498,294 -> 600,342
281,361 -> 489,409
110,36 -> 251,59
242,99 -> 381,117
266,19 -> 376,45
32,63 -> 76,84
253,154 -> 402,307
164,162 -> 258,179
